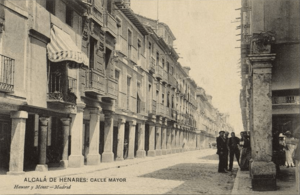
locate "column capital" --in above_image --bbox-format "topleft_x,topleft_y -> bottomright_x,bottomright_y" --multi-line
103,110 -> 114,118
61,118 -> 71,126
129,120 -> 137,126
118,118 -> 126,124
156,116 -> 163,125
89,107 -> 101,115
248,53 -> 276,64
39,117 -> 49,126
76,102 -> 86,113
10,111 -> 28,119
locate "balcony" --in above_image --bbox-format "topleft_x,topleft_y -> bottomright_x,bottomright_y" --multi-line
103,78 -> 118,100
85,69 -> 106,95
272,96 -> 300,105
149,100 -> 157,115
103,12 -> 117,37
0,54 -> 14,93
168,74 -> 177,89
155,65 -> 163,80
48,73 -> 77,105
149,56 -> 155,74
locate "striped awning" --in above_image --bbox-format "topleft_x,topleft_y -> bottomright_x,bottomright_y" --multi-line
47,25 -> 89,66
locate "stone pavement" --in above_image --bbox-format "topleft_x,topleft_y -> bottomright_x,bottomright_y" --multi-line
0,149 -> 237,194
232,166 -> 298,195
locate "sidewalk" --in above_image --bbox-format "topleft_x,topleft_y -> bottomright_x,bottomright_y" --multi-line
0,149 -> 211,179
232,166 -> 298,195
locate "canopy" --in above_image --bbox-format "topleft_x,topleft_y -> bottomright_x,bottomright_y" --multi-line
47,25 -> 89,66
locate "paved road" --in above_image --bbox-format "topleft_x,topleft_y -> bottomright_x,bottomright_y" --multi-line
0,149 -> 238,194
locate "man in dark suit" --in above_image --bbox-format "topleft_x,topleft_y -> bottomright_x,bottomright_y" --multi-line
216,131 -> 227,173
228,132 -> 240,171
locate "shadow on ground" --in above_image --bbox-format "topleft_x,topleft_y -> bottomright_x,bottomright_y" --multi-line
140,163 -> 237,194
199,153 -> 238,162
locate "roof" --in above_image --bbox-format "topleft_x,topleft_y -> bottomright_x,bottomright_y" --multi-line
114,2 -> 149,36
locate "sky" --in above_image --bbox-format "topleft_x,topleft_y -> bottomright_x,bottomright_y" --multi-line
131,0 -> 243,132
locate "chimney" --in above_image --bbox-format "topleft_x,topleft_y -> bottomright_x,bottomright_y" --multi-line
183,66 -> 191,75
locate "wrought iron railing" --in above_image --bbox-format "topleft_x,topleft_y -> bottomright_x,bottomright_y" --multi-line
0,54 -> 14,92
48,71 -> 77,104
272,96 -> 300,104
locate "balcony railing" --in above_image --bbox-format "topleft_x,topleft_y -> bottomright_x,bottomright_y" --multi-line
48,72 -> 77,104
103,12 -> 117,36
0,54 -> 14,92
155,65 -> 163,80
85,69 -> 106,95
272,96 -> 300,105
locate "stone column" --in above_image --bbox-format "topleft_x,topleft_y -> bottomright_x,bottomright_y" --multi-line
102,110 -> 114,162
128,120 -> 136,159
147,124 -> 156,157
69,103 -> 85,168
35,117 -> 49,172
180,129 -> 183,152
60,118 -> 71,168
155,125 -> 162,156
136,122 -> 146,158
7,111 -> 28,175
87,108 -> 101,165
176,128 -> 181,153
161,119 -> 167,155
166,127 -> 172,154
249,53 -> 276,191
116,118 -> 126,161
171,127 -> 176,153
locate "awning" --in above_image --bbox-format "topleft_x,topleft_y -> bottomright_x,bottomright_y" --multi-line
47,25 -> 89,66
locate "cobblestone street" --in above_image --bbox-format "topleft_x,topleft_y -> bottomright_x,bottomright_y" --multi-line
0,149 -> 238,194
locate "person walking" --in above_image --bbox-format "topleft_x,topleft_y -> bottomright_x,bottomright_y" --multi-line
228,132 -> 240,171
224,131 -> 229,170
284,131 -> 297,167
216,131 -> 228,173
239,131 -> 251,170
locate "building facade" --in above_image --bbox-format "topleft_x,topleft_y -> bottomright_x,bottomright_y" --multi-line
0,0 -> 233,174
239,0 -> 300,191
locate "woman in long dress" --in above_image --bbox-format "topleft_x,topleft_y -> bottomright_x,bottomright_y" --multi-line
284,131 -> 296,167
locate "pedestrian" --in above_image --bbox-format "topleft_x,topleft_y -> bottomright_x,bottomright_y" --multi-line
224,131 -> 229,170
239,131 -> 251,171
292,124 -> 300,193
216,130 -> 228,173
124,139 -> 128,159
284,131 -> 297,167
228,132 -> 240,171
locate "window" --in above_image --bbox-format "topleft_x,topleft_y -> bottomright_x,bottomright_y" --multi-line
171,66 -> 174,75
137,82 -> 141,113
66,5 -> 73,27
115,70 -> 120,106
156,52 -> 159,66
167,93 -> 170,107
89,37 -> 97,69
162,59 -> 165,69
138,39 -> 141,60
127,77 -> 131,110
167,62 -> 169,73
128,30 -> 132,59
162,93 -> 164,105
46,0 -> 55,14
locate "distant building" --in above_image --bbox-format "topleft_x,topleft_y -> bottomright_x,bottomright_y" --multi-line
239,0 -> 300,191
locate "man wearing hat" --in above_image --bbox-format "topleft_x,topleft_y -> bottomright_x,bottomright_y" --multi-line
216,130 -> 228,173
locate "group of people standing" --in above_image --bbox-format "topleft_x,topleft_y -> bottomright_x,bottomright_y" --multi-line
216,130 -> 251,173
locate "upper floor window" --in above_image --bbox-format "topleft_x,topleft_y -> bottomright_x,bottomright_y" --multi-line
167,62 -> 169,73
171,66 -> 174,75
162,59 -> 165,69
66,5 -> 73,27
138,39 -> 141,60
46,0 -> 55,14
156,52 -> 159,65
128,29 -> 132,58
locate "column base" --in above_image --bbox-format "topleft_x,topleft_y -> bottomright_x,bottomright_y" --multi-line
68,155 -> 84,168
87,154 -> 101,165
136,150 -> 146,158
60,160 -> 68,169
116,157 -> 124,161
156,149 -> 162,156
161,149 -> 167,155
172,148 -> 177,153
7,171 -> 25,175
251,161 -> 276,191
127,154 -> 135,159
176,148 -> 180,153
166,149 -> 172,154
35,164 -> 48,172
147,150 -> 156,157
102,152 -> 114,163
